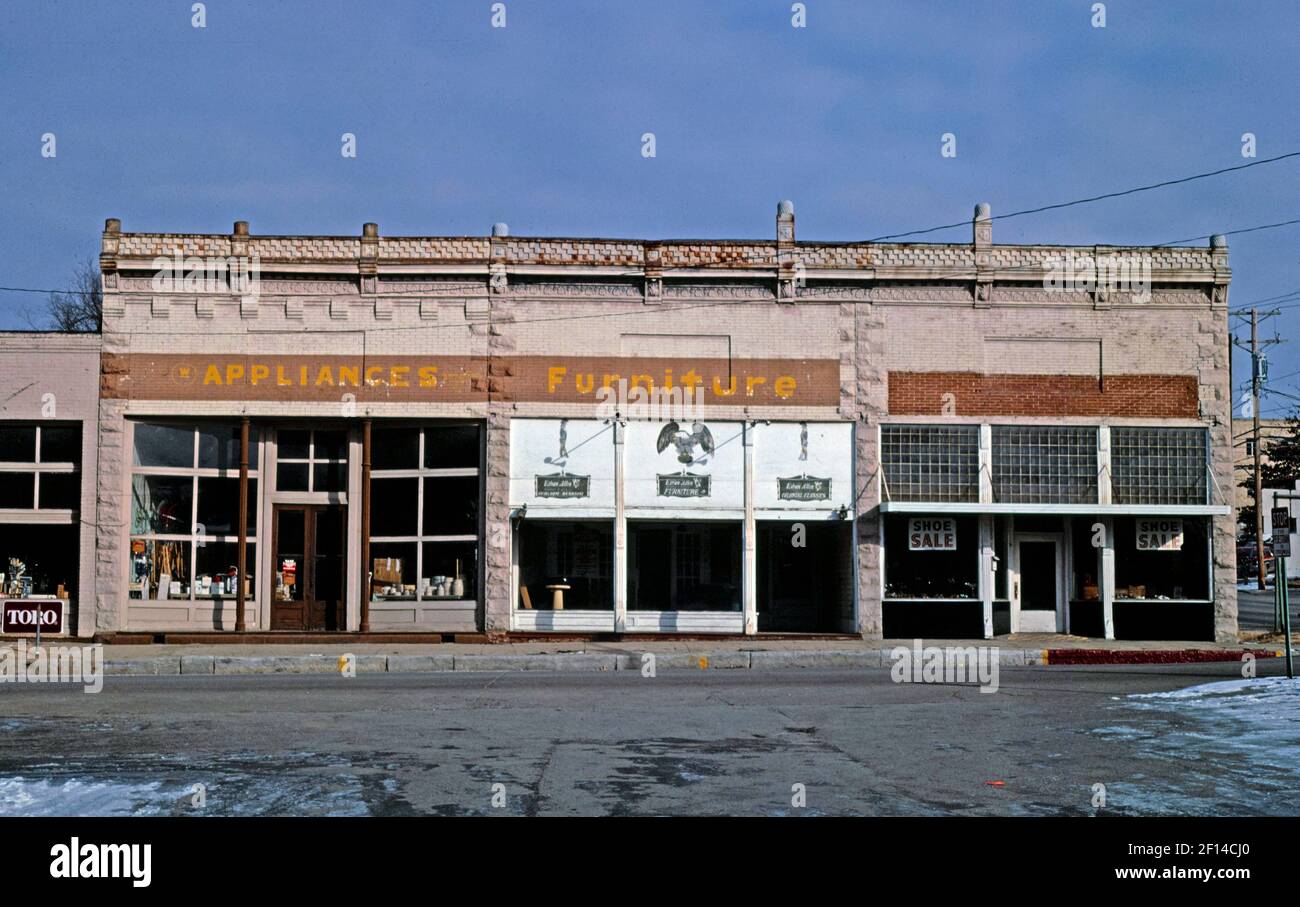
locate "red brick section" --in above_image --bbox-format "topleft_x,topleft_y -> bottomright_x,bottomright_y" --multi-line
1044,649 -> 1278,665
888,372 -> 1199,418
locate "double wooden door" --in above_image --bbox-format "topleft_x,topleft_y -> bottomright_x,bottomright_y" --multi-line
271,504 -> 347,631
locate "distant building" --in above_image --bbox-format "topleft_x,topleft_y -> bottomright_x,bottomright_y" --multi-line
1232,417 -> 1293,516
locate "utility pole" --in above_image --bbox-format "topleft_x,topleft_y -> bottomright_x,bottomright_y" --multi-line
1234,308 -> 1283,592
1253,308 -> 1266,590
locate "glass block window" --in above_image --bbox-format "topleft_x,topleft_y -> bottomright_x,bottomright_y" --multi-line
880,425 -> 980,502
1111,427 -> 1207,506
991,426 -> 1098,504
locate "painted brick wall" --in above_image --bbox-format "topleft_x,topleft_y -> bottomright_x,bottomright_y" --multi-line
887,372 -> 1200,418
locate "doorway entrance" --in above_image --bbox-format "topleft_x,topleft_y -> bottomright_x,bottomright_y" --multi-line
271,504 -> 347,630
1013,534 -> 1064,633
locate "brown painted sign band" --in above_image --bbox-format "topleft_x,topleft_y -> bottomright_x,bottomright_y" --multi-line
101,354 -> 841,406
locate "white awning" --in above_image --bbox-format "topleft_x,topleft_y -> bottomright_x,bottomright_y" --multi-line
877,501 -> 1229,516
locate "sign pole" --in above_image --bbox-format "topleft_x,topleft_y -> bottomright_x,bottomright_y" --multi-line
1272,498 -> 1296,679
1283,555 -> 1294,679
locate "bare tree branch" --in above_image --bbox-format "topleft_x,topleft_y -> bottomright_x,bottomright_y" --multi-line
40,255 -> 102,332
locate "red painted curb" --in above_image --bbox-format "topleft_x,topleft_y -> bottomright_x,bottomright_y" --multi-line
1045,648 -> 1280,665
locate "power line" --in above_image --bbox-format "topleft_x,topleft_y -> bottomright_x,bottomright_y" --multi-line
861,150 -> 1300,242
1157,217 -> 1300,247
3,149 -> 1299,298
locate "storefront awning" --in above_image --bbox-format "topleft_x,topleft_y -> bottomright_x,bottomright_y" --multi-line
878,501 -> 1229,516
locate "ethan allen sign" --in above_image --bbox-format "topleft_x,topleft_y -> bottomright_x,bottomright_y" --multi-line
534,474 -> 590,498
101,354 -> 840,405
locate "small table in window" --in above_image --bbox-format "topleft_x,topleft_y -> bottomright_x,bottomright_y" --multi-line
545,583 -> 571,610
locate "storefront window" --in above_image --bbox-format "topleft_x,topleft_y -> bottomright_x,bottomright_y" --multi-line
128,421 -> 260,601
884,514 -> 979,599
1114,516 -> 1210,600
628,521 -> 741,611
0,524 -> 78,599
0,422 -> 82,603
369,423 -> 481,603
518,521 -> 611,610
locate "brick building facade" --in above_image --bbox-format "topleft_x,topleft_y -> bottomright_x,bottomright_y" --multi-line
0,202 -> 1236,641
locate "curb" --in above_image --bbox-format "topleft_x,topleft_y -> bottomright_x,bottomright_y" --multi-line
81,645 -> 1285,676
1042,648 -> 1282,665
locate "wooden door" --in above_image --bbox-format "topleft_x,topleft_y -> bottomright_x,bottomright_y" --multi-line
271,504 -> 347,631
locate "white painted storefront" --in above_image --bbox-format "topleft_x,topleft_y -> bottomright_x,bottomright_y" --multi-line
509,418 -> 854,634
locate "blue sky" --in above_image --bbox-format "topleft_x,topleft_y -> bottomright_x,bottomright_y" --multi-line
1,0 -> 1297,410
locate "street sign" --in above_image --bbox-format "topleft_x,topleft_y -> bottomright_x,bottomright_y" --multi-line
1272,506 -> 1293,556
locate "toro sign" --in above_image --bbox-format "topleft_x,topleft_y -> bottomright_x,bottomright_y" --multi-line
2,600 -> 65,636
909,517 -> 957,551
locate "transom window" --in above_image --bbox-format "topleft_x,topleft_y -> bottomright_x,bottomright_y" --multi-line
880,424 -> 980,502
991,426 -> 1098,504
1111,427 -> 1207,506
129,422 -> 260,602
276,429 -> 348,493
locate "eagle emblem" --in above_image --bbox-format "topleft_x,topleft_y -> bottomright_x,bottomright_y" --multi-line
656,421 -> 715,465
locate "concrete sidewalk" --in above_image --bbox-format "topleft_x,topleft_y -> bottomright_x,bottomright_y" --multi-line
1,635 -> 1283,676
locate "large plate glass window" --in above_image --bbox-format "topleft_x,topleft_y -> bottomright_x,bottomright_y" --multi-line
883,514 -> 979,599
369,424 -> 481,604
128,422 -> 259,602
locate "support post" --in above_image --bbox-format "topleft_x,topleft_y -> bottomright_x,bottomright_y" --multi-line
360,419 -> 372,633
235,417 -> 249,632
1100,515 -> 1116,640
743,423 -> 757,635
613,421 -> 627,632
978,514 -> 994,639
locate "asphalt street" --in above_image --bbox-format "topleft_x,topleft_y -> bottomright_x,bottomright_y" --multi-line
1238,587 -> 1296,631
0,663 -> 1296,816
